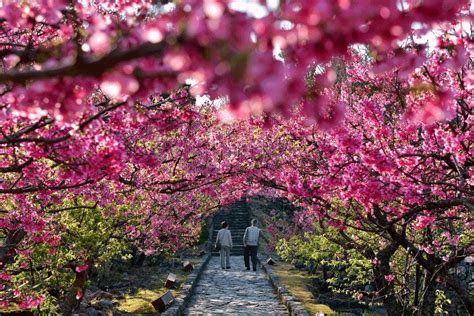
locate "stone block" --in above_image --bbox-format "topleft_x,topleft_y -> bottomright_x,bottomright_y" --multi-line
152,290 -> 174,312
165,273 -> 177,288
183,260 -> 194,272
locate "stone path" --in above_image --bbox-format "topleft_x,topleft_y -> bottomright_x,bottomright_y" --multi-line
184,256 -> 288,315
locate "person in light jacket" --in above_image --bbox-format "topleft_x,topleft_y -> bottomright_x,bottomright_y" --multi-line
216,221 -> 233,269
243,219 -> 260,271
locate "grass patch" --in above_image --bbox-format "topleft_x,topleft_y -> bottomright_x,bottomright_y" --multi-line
273,261 -> 335,315
115,258 -> 202,314
117,288 -> 164,314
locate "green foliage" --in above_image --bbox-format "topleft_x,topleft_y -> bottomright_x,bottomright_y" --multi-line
276,228 -> 373,297
196,220 -> 209,245
434,289 -> 452,315
10,200 -> 132,313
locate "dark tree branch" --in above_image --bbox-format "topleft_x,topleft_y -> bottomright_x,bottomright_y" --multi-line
0,38 -> 174,84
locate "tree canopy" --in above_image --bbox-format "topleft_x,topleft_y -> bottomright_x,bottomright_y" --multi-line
0,0 -> 472,314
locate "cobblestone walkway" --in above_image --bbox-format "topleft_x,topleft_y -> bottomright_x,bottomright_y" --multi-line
184,256 -> 288,315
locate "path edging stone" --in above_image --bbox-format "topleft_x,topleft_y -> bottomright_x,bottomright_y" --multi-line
247,198 -> 309,316
258,256 -> 309,316
161,253 -> 212,316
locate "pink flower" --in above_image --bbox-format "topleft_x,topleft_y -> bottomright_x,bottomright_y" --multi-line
76,290 -> 83,300
18,295 -> 45,310
75,264 -> 89,273
413,214 -> 436,230
143,27 -> 164,43
88,31 -> 111,55
204,0 -> 225,19
372,258 -> 381,266
0,272 -> 11,281
4,54 -> 20,70
420,245 -> 434,255
100,72 -> 139,100
384,274 -> 395,283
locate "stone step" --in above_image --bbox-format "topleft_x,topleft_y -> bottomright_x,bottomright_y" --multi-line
213,231 -> 247,235
212,244 -> 246,249
210,201 -> 251,257
213,228 -> 247,231
212,239 -> 246,244
213,218 -> 249,222
212,232 -> 246,237
215,211 -> 248,213
216,213 -> 248,215
212,231 -> 246,237
213,217 -> 248,220
212,229 -> 247,233
212,238 -> 246,243
211,246 -> 247,255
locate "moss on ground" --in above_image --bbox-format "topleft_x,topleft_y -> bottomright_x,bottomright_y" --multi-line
115,258 -> 202,314
117,288 -> 164,314
272,261 -> 336,315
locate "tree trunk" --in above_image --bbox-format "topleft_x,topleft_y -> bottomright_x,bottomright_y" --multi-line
322,264 -> 328,280
134,252 -> 146,267
414,264 -> 421,307
373,242 -> 403,316
444,273 -> 474,314
382,215 -> 474,313
60,261 -> 92,315
418,270 -> 435,316
0,229 -> 26,265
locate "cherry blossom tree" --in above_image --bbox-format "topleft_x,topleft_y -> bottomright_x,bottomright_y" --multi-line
254,38 -> 473,312
0,0 -> 472,313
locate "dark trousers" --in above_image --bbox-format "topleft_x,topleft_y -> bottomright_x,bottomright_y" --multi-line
244,245 -> 258,270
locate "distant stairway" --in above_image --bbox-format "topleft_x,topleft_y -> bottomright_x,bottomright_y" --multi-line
211,200 -> 250,256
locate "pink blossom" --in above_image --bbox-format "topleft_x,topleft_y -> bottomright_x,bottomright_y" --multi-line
18,295 -> 45,310
413,214 -> 436,230
0,272 -> 12,281
384,274 -> 395,283
76,290 -> 83,300
100,72 -> 139,100
4,54 -> 20,70
446,234 -> 461,246
143,27 -> 164,44
75,264 -> 89,273
88,31 -> 111,55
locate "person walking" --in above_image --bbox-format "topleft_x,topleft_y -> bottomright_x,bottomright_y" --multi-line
215,221 -> 232,270
243,219 -> 260,271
